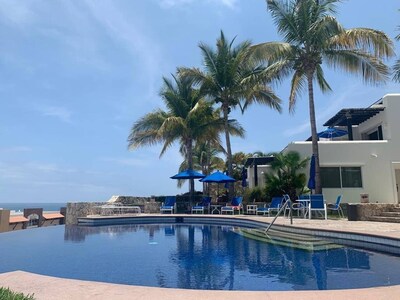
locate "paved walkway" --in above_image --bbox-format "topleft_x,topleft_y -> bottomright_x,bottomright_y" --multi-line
1,216 -> 400,300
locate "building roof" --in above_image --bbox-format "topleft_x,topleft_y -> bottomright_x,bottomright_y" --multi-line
9,216 -> 29,223
323,108 -> 384,127
244,156 -> 275,167
42,213 -> 65,220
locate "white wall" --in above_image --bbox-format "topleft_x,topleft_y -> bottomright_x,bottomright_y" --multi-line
285,94 -> 400,204
285,140 -> 391,204
247,94 -> 400,204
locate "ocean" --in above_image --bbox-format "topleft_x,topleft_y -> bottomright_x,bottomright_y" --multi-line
0,203 -> 66,212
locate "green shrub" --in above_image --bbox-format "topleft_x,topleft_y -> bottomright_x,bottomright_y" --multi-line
0,287 -> 35,300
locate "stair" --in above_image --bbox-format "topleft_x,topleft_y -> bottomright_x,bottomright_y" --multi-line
368,216 -> 400,223
232,228 -> 342,251
365,205 -> 400,223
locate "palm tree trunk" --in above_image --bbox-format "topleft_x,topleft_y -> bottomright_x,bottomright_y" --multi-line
307,71 -> 322,194
222,103 -> 234,199
186,139 -> 195,207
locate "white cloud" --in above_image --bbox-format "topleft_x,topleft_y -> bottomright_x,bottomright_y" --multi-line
101,157 -> 149,167
0,0 -> 36,26
83,0 -> 163,98
0,146 -> 32,153
35,105 -> 73,123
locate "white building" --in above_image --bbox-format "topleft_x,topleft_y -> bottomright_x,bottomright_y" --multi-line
247,94 -> 400,204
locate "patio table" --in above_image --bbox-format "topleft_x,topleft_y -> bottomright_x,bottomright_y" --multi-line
210,204 -> 222,214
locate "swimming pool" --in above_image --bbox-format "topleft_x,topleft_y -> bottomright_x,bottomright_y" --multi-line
0,224 -> 399,291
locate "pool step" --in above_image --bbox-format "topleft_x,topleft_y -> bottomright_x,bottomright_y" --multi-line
233,228 -> 342,251
368,216 -> 400,223
365,206 -> 400,223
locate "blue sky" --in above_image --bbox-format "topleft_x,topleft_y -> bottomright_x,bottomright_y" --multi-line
1,0 -> 399,203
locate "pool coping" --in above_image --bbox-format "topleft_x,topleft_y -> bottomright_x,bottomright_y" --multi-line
1,214 -> 400,299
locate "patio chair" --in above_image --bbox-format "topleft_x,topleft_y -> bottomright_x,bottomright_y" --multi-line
308,194 -> 327,220
191,196 -> 212,214
257,197 -> 283,216
256,203 -> 269,215
327,195 -> 344,218
284,194 -> 309,218
160,196 -> 176,214
221,196 -> 243,214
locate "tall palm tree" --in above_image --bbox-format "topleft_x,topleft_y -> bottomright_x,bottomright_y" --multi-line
253,0 -> 394,193
128,73 -> 226,203
180,31 -> 282,198
393,22 -> 400,82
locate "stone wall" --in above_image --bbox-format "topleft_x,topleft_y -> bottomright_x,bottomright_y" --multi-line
66,196 -> 161,225
347,203 -> 398,221
66,202 -> 105,225
111,196 -> 160,213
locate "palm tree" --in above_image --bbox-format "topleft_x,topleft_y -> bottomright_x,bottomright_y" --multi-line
128,73 -> 225,204
180,31 -> 282,198
264,151 -> 308,201
253,0 -> 394,193
393,21 -> 400,82
179,140 -> 226,194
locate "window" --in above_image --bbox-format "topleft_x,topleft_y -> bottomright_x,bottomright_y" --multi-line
320,167 -> 341,188
363,125 -> 383,140
321,166 -> 362,188
341,167 -> 363,187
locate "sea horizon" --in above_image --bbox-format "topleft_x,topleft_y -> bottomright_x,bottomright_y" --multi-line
0,202 -> 67,212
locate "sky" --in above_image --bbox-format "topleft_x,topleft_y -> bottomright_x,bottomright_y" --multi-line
0,0 -> 399,203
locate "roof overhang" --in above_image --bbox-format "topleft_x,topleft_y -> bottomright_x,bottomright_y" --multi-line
244,156 -> 274,168
323,107 -> 384,127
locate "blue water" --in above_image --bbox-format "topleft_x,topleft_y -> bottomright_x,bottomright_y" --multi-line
0,203 -> 66,212
0,224 -> 399,291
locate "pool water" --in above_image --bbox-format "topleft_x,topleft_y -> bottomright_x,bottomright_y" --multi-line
0,224 -> 400,291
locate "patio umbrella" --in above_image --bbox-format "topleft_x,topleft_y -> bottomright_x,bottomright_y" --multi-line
170,169 -> 205,208
307,154 -> 316,190
200,171 -> 235,197
317,127 -> 348,139
170,169 -> 205,180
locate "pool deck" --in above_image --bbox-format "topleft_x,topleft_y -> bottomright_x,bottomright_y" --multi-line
1,215 -> 400,300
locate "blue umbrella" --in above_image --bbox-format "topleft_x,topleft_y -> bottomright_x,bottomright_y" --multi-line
171,169 -> 205,209
318,127 -> 348,139
307,155 -> 316,190
170,169 -> 205,180
200,171 -> 235,197
200,171 -> 235,183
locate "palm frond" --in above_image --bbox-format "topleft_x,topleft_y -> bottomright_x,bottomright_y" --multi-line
288,70 -> 307,113
393,59 -> 400,82
267,0 -> 300,44
314,64 -> 332,92
329,28 -> 394,59
324,49 -> 389,84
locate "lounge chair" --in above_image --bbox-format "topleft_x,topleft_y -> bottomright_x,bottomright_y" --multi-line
257,197 -> 283,216
160,196 -> 176,214
221,196 -> 243,214
327,195 -> 344,218
191,196 -> 212,214
256,204 -> 269,215
308,194 -> 327,220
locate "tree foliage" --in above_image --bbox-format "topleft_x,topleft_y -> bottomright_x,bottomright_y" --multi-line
253,0 -> 394,194
180,31 -> 281,198
264,151 -> 308,201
